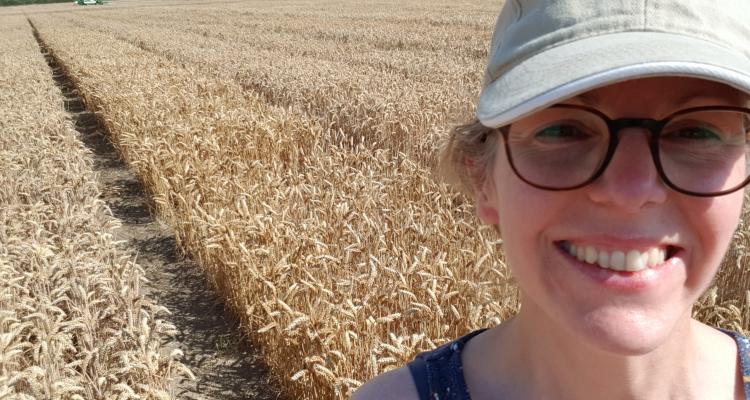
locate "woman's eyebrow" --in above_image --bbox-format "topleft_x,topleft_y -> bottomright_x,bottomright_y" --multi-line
673,93 -> 746,108
562,93 -> 599,107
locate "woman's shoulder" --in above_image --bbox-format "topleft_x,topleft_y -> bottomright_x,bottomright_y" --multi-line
352,328 -> 490,400
350,366 -> 420,400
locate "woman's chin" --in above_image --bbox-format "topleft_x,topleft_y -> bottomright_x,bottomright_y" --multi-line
572,312 -> 675,356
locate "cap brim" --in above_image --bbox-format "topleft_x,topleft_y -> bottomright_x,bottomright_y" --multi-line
477,32 -> 750,128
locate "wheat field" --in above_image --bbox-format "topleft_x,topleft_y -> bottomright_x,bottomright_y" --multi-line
0,13 -> 191,399
4,0 -> 750,398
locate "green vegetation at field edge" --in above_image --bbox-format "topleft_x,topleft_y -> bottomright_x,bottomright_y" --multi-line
1,0 -> 72,7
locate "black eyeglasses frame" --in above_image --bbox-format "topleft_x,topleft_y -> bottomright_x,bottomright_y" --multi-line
498,104 -> 750,197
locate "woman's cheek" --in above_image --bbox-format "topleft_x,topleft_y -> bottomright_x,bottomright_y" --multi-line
683,193 -> 744,291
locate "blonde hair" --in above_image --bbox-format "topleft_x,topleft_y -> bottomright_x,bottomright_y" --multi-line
440,120 -> 501,196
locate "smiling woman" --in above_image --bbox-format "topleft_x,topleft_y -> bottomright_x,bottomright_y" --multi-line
353,0 -> 750,399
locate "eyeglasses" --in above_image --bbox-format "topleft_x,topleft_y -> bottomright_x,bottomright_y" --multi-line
499,104 -> 750,197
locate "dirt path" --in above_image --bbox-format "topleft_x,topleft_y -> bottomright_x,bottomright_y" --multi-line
31,22 -> 287,400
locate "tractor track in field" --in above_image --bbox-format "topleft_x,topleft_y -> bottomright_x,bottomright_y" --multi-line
29,19 -> 287,400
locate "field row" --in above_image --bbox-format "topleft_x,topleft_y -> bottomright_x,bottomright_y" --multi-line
0,15 -> 190,399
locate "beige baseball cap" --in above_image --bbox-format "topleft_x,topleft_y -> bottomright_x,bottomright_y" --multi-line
477,0 -> 750,128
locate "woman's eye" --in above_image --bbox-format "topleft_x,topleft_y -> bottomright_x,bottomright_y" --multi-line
533,124 -> 589,140
665,126 -> 722,141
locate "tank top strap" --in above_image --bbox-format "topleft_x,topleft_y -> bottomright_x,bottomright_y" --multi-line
407,328 -> 489,400
718,328 -> 750,399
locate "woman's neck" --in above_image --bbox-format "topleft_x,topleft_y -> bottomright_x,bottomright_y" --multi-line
462,303 -> 740,400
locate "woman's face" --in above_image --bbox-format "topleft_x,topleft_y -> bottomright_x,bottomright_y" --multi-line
477,77 -> 747,354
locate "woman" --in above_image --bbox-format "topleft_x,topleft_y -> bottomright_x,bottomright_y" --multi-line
354,0 -> 750,399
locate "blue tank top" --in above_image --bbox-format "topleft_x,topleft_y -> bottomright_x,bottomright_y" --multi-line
407,327 -> 750,400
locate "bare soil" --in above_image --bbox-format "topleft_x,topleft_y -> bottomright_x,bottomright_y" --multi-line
33,22 -> 287,400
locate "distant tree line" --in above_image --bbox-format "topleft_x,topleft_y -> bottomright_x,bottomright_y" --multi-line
1,0 -> 71,6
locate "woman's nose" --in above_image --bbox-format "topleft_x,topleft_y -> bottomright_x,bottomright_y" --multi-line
586,127 -> 668,212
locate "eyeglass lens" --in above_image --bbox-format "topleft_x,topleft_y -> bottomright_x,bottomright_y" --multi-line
506,107 -> 750,195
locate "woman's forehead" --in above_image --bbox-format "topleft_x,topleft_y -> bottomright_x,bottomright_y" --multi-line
566,77 -> 750,111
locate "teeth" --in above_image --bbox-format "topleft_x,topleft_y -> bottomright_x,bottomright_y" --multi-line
584,246 -> 597,264
564,242 -> 668,272
648,248 -> 665,267
597,251 -> 609,268
610,251 -> 626,271
625,250 -> 644,272
576,246 -> 585,261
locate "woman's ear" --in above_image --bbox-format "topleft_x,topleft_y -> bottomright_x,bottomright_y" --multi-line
474,176 -> 500,225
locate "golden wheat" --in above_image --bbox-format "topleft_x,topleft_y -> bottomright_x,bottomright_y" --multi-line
0,14 -> 191,399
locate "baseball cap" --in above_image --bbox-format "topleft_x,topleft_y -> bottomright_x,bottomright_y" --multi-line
477,0 -> 750,128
